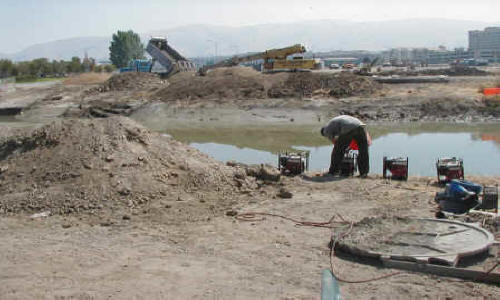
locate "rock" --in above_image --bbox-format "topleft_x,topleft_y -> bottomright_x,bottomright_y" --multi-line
256,164 -> 281,182
105,155 -> 114,162
30,211 -> 51,218
277,188 -> 293,199
245,164 -> 280,182
0,165 -> 8,173
122,215 -> 131,220
233,169 -> 247,180
69,172 -> 81,178
62,223 -> 72,229
226,210 -> 238,217
226,161 -> 238,167
118,188 -> 131,196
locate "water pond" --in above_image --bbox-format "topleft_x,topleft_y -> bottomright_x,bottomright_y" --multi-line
165,123 -> 500,176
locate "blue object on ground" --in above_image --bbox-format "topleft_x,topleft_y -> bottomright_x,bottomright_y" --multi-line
450,179 -> 483,195
438,180 -> 481,214
445,182 -> 474,198
321,269 -> 341,300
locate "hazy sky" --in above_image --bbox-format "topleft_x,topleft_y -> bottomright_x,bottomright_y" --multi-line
1,0 -> 499,53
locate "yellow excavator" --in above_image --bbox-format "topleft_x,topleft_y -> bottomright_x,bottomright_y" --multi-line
198,44 -> 318,75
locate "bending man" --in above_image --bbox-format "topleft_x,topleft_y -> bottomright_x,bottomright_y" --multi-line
320,115 -> 370,177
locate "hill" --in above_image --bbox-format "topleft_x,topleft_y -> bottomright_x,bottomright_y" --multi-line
1,19 -> 498,61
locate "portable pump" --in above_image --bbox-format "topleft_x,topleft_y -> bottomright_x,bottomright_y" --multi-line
340,151 -> 358,176
436,157 -> 464,184
278,151 -> 310,175
383,156 -> 409,180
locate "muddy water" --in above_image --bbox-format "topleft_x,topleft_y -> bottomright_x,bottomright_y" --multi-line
164,124 -> 500,176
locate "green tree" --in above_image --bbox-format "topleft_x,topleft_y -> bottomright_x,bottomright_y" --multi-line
94,64 -> 103,73
0,59 -> 15,78
67,56 -> 83,73
16,61 -> 30,76
103,64 -> 115,73
51,60 -> 66,76
27,58 -> 51,77
109,30 -> 144,68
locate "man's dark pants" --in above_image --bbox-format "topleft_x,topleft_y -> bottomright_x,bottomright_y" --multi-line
329,126 -> 369,175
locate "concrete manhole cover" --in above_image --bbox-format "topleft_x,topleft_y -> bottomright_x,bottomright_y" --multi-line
335,217 -> 495,266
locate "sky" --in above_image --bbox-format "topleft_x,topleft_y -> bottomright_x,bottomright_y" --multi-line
0,0 -> 499,53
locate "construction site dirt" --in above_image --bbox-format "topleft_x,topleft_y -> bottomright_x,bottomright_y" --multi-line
0,69 -> 499,298
2,67 -> 498,125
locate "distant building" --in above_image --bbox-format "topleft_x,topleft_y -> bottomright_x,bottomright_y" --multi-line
428,47 -> 472,64
381,48 -> 426,66
321,57 -> 360,66
469,27 -> 500,62
381,47 -> 473,65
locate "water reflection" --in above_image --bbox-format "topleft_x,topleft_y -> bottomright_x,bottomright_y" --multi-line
167,124 -> 500,176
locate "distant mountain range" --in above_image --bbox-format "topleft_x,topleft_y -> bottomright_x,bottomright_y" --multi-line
1,19 -> 499,61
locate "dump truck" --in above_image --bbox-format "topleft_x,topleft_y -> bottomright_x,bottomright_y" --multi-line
146,37 -> 196,77
119,59 -> 152,73
120,37 -> 196,77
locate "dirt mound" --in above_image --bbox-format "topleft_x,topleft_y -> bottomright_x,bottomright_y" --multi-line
153,67 -> 380,101
153,67 -> 281,101
268,72 -> 382,98
91,72 -> 164,93
63,73 -> 112,85
0,117 -> 256,217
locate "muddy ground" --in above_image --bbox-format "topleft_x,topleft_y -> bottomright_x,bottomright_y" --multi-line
0,70 -> 499,299
0,67 -> 496,127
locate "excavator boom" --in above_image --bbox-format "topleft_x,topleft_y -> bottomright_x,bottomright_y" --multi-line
199,44 -> 311,75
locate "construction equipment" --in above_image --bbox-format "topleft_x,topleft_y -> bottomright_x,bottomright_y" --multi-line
436,157 -> 464,184
119,37 -> 196,77
355,57 -> 380,76
340,151 -> 357,176
278,150 -> 310,175
383,156 -> 408,180
480,185 -> 498,211
341,63 -> 355,69
119,59 -> 152,73
198,44 -> 318,75
146,37 -> 196,77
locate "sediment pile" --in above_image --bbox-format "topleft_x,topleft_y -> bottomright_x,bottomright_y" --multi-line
0,117 -> 255,216
87,72 -> 165,94
268,72 -> 382,98
153,67 -> 381,101
153,67 -> 273,101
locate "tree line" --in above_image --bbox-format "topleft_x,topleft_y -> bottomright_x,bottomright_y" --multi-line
0,57 -> 115,81
1,29 -> 145,82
